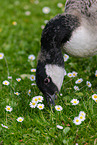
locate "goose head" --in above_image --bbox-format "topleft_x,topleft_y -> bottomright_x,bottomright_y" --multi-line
36,14 -> 80,106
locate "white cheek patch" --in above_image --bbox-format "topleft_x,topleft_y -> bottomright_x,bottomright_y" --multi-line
45,64 -> 64,91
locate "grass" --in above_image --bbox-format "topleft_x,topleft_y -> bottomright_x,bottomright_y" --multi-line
0,0 -> 97,144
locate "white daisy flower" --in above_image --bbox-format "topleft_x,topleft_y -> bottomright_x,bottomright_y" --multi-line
31,83 -> 36,86
34,0 -> 39,4
67,72 -> 73,78
75,78 -> 83,84
42,7 -> 50,14
78,115 -> 85,122
64,54 -> 69,62
71,99 -> 79,105
0,53 -> 4,59
92,94 -> 97,101
56,125 -> 63,129
37,103 -> 44,110
28,89 -> 31,96
5,105 -> 13,112
28,54 -> 35,61
3,80 -> 10,86
44,20 -> 48,24
25,11 -> 31,16
31,68 -> 36,72
60,93 -> 63,96
14,92 -> 20,96
30,75 -> 36,81
55,105 -> 63,111
74,86 -> 79,91
32,96 -> 39,103
29,101 -> 37,108
79,111 -> 86,117
57,3 -> 63,8
8,76 -> 12,79
95,70 -> 97,77
17,117 -> 24,122
37,96 -> 44,102
86,81 -> 92,87
12,21 -> 17,25
41,25 -> 45,29
72,71 -> 78,77
16,78 -> 21,82
1,124 -> 8,129
73,117 -> 82,125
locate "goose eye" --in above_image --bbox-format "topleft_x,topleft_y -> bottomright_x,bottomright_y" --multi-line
44,77 -> 50,85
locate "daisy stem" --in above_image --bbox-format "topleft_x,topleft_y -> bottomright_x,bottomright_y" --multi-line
64,79 -> 73,85
6,112 -> 7,124
4,56 -> 10,77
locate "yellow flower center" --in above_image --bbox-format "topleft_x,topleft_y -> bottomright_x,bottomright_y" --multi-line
16,93 -> 18,95
31,56 -> 33,59
65,55 -> 67,58
96,74 -> 97,77
76,119 -> 79,122
29,91 -> 31,94
39,106 -> 42,108
95,100 -> 97,102
57,107 -> 60,110
35,98 -> 38,101
80,116 -> 83,119
78,80 -> 81,83
38,98 -> 41,100
32,102 -> 35,105
94,95 -> 97,99
0,54 -> 3,57
81,113 -> 84,116
5,82 -> 8,85
31,76 -> 34,79
73,101 -> 77,103
69,74 -> 72,76
7,107 -> 10,110
19,119 -> 22,122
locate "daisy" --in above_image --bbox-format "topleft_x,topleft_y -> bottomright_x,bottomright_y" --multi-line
17,117 -> 24,122
64,54 -> 69,62
32,96 -> 39,103
28,89 -> 31,96
14,92 -> 20,96
78,115 -> 85,122
41,25 -> 45,29
31,68 -> 36,72
12,21 -> 17,25
42,7 -> 50,14
86,81 -> 92,87
71,99 -> 79,105
30,75 -> 36,81
2,80 -> 10,86
79,111 -> 86,117
25,11 -> 31,16
57,3 -> 63,8
67,72 -> 73,78
73,117 -> 82,125
0,53 -> 4,59
44,20 -> 48,24
92,94 -> 97,101
16,78 -> 21,82
37,103 -> 44,110
5,105 -> 13,112
56,125 -> 63,129
55,105 -> 63,111
28,54 -> 35,61
75,78 -> 83,84
72,71 -> 78,77
1,124 -> 8,129
74,86 -> 79,91
8,76 -> 12,79
95,70 -> 97,77
29,101 -> 37,108
31,83 -> 36,86
37,96 -> 44,102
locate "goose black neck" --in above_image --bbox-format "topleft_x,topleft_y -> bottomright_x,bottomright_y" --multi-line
40,14 -> 80,67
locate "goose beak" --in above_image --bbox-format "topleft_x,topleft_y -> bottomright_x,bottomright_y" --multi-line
45,92 -> 58,106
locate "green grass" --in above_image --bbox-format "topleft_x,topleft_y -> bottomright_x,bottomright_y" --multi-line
0,0 -> 97,144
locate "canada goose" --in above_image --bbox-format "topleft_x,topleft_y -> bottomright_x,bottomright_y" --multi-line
36,0 -> 97,106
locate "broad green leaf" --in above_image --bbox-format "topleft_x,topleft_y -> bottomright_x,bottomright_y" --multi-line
63,127 -> 70,135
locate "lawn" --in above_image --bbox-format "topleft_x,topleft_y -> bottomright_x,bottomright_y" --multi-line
0,0 -> 97,145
